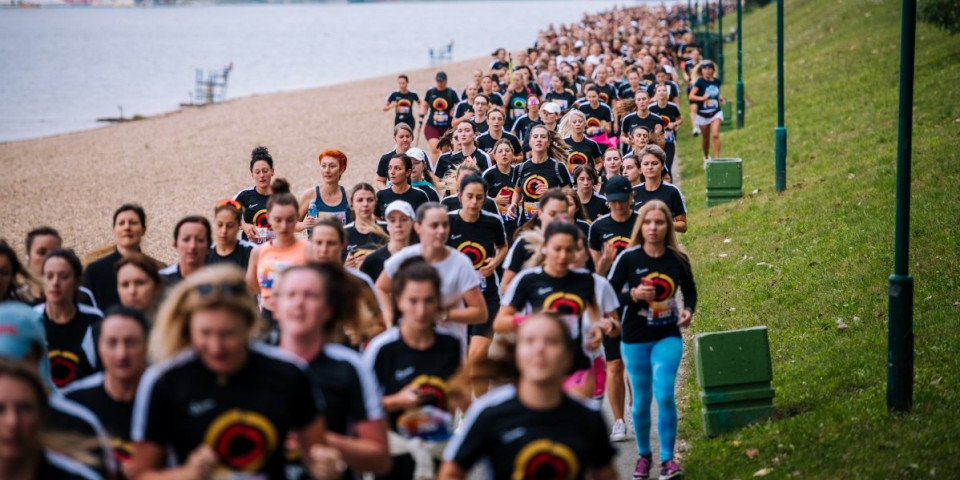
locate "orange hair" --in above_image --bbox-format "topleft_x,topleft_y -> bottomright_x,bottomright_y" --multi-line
318,148 -> 348,173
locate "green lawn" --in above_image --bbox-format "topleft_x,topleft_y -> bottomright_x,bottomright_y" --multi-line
675,0 -> 960,477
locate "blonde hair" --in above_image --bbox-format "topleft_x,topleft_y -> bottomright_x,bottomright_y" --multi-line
149,264 -> 260,362
629,200 -> 687,262
558,109 -> 586,138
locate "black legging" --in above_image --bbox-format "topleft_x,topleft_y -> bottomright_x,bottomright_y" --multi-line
664,142 -> 676,174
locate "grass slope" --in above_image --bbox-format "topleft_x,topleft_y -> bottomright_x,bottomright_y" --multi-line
674,0 -> 960,477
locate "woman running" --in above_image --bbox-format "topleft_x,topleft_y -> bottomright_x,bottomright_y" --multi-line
439,313 -> 618,480
482,138 -> 520,240
648,84 -> 683,173
23,227 -> 63,303
475,108 -> 522,161
499,188 -> 569,294
577,86 -> 614,148
433,120 -> 491,181
299,149 -> 353,231
364,259 -> 464,480
622,153 -> 644,188
159,216 -> 211,287
494,221 -> 615,398
607,200 -> 697,480
688,60 -> 724,161
406,147 -> 442,202
344,183 -> 389,269
246,178 -> 309,338
360,201 -> 415,283
420,71 -> 461,162
383,74 -> 420,129
377,124 -> 415,191
446,175 -> 508,392
573,165 -> 610,221
129,265 -> 343,480
234,146 -> 276,243
35,249 -> 104,389
376,154 -> 431,219
115,254 -> 162,321
510,125 -> 573,223
634,145 -> 688,233
560,109 -> 604,173
83,204 -> 163,310
545,73 -> 578,113
276,263 -> 391,478
599,147 -> 624,192
63,306 -> 149,478
0,359 -> 104,480
208,200 -> 255,270
375,203 -> 487,340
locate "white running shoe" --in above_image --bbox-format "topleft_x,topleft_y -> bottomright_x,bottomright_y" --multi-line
692,127 -> 700,137
610,418 -> 627,442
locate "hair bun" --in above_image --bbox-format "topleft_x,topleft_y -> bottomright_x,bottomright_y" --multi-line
271,177 -> 291,195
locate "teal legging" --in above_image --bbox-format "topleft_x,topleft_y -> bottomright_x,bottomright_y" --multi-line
621,337 -> 683,461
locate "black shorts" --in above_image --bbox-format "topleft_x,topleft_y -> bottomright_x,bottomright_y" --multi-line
468,292 -> 500,339
603,332 -> 622,361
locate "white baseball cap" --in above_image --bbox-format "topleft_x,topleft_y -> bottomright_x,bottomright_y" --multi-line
541,102 -> 562,115
406,147 -> 427,162
385,200 -> 415,219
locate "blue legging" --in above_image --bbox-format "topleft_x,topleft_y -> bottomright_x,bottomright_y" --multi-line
621,337 -> 683,462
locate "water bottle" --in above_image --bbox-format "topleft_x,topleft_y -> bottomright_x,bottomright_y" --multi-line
306,201 -> 318,236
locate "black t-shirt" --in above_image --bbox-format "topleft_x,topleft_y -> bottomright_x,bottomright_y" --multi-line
359,246 -> 392,283
578,102 -> 614,133
474,119 -> 489,134
447,210 -> 507,293
633,183 -> 687,217
582,193 -> 610,221
64,372 -> 135,467
588,212 -> 639,257
503,237 -> 533,274
376,186 -> 430,219
501,266 -> 596,370
511,114 -> 542,143
362,327 -> 463,429
440,195 -> 500,217
46,395 -> 114,478
482,90 -> 505,107
344,222 -> 388,259
545,89 -> 578,112
563,136 -> 603,172
158,264 -> 183,288
504,89 -> 531,128
514,158 -> 573,218
620,111 -> 664,138
617,82 -> 640,100
207,240 -> 255,271
433,149 -> 492,180
444,384 -> 616,479
424,87 -> 460,128
648,102 -> 683,144
607,246 -> 698,343
82,250 -> 124,310
693,77 -> 723,117
37,450 -> 103,480
234,186 -> 271,238
386,90 -> 420,127
132,344 -> 325,478
34,303 -> 103,389
453,100 -> 474,119
476,130 -> 522,155
596,83 -> 619,105
646,81 -> 681,101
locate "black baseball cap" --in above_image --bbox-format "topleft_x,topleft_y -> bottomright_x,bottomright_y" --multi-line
701,60 -> 715,69
436,71 -> 448,82
605,176 -> 632,202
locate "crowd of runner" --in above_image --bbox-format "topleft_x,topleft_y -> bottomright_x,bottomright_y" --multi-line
0,3 -> 722,480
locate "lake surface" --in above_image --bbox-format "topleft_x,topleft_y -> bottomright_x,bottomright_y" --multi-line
0,0 -> 631,142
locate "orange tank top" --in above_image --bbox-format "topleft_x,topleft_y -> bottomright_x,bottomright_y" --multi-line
256,239 -> 307,308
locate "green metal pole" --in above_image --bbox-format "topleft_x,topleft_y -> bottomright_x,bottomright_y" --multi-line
718,0 -> 724,81
736,0 -> 744,128
774,0 -> 786,192
887,0 -> 915,413
688,0 -> 694,29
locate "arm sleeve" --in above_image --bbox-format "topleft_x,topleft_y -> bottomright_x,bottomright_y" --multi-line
376,156 -> 389,178
509,135 -> 522,154
130,373 -> 170,444
290,367 -> 325,429
671,186 -> 688,216
503,273 -> 528,309
587,223 -> 602,252
606,252 -> 628,293
505,239 -> 527,273
678,254 -> 697,313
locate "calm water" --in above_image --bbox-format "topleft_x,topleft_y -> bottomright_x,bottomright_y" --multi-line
0,1 -> 632,142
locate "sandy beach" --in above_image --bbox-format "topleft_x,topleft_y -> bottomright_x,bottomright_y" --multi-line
0,57 -> 486,263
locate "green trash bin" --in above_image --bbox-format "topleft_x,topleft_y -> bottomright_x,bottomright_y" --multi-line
720,102 -> 733,132
695,326 -> 775,437
705,157 -> 743,207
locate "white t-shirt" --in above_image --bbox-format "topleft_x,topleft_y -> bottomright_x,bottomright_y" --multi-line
383,244 -> 481,346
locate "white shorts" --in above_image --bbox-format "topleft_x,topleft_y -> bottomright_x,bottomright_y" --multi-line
695,111 -> 724,127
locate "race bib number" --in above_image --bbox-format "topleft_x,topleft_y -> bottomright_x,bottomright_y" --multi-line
433,111 -> 449,125
704,99 -> 719,111
644,297 -> 679,327
664,130 -> 676,143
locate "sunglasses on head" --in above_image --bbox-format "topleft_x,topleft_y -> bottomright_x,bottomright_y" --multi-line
216,199 -> 242,212
195,281 -> 247,297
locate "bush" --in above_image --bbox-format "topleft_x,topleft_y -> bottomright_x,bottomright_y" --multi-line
920,0 -> 960,34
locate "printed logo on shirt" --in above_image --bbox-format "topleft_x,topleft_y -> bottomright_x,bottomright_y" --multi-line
543,291 -> 586,316
432,97 -> 449,112
585,116 -> 602,130
397,98 -> 413,115
501,426 -> 527,444
599,92 -> 611,104
395,366 -> 416,382
512,438 -> 580,480
47,350 -> 79,388
606,235 -> 631,253
252,209 -> 270,229
188,398 -> 217,417
409,374 -> 450,410
521,175 -> 549,200
537,287 -> 553,296
456,241 -> 488,269
111,438 -> 134,464
204,409 -> 279,472
566,151 -> 589,172
450,234 -> 463,240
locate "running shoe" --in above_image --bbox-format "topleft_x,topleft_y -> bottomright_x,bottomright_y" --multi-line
610,418 -> 627,442
659,459 -> 684,480
633,455 -> 652,480
692,127 -> 700,137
